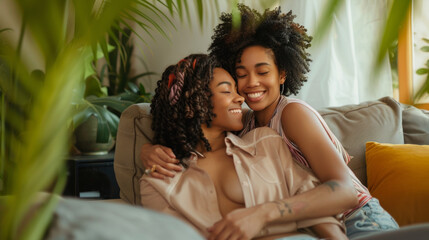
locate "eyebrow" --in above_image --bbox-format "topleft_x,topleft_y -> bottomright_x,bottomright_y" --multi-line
235,62 -> 271,69
216,81 -> 233,87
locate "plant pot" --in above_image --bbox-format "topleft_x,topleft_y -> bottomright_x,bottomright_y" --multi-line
74,115 -> 115,155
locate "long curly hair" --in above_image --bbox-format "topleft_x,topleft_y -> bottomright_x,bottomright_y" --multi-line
209,4 -> 312,96
150,54 -> 219,166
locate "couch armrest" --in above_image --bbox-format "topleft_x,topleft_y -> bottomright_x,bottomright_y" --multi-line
114,103 -> 153,205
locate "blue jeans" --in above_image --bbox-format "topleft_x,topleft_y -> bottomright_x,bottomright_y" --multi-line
346,198 -> 399,239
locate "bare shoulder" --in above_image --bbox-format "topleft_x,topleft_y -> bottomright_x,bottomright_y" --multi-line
280,102 -> 326,144
281,102 -> 320,128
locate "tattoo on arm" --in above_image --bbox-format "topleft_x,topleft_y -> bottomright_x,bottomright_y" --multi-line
324,180 -> 340,192
274,200 -> 293,217
274,200 -> 307,217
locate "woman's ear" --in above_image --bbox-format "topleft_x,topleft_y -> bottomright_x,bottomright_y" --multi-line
280,71 -> 286,84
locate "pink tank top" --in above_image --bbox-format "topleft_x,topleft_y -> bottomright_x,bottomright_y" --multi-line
239,96 -> 371,217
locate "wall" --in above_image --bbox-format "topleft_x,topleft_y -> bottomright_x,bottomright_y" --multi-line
131,1 -> 277,93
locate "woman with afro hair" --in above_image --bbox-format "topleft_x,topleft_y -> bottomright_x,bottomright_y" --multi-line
140,5 -> 398,239
141,53 -> 347,240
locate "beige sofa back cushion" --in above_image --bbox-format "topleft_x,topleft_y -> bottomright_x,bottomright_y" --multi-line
318,97 -> 404,186
114,96 -> 406,204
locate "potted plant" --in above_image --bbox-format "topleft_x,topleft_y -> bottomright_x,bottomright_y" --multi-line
71,29 -> 155,155
72,74 -> 134,155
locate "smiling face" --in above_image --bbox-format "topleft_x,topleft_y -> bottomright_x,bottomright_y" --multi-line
209,68 -> 245,132
235,45 -> 285,119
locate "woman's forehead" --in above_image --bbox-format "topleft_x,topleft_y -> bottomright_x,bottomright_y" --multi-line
212,68 -> 235,85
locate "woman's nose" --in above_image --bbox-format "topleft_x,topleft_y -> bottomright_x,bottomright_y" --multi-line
247,73 -> 260,87
235,93 -> 245,104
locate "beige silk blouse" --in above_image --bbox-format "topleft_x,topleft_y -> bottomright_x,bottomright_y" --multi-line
140,127 -> 343,238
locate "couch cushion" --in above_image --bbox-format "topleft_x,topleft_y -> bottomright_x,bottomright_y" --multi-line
401,105 -> 429,145
366,141 -> 429,226
45,197 -> 203,239
114,103 -> 153,205
317,97 -> 404,186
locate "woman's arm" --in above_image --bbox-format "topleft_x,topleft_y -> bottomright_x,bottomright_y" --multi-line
141,108 -> 250,179
311,223 -> 347,240
273,102 -> 358,221
140,143 -> 182,179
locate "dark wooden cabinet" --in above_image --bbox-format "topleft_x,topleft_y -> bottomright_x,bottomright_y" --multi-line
63,152 -> 119,199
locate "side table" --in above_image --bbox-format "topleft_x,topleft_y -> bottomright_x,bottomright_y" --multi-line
63,152 -> 119,199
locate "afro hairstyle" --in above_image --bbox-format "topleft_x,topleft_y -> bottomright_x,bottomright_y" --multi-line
209,4 -> 312,96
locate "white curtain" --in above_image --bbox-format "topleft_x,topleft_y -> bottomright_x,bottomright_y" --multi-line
280,0 -> 393,108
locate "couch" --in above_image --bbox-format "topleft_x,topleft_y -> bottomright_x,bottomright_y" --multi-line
114,96 -> 429,228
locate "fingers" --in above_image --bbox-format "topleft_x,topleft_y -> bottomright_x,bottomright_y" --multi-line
140,144 -> 182,179
159,145 -> 176,159
208,221 -> 246,240
151,163 -> 179,178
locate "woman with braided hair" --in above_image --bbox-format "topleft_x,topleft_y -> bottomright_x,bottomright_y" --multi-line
141,5 -> 398,239
140,54 -> 347,240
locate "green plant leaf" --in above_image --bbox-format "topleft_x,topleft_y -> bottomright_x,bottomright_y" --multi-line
72,105 -> 92,129
127,82 -> 140,93
312,0 -> 343,43
414,74 -> 429,101
118,91 -> 141,102
231,0 -> 241,30
128,71 -> 157,82
375,0 -> 411,68
96,104 -> 120,138
89,105 -> 110,143
423,38 -> 429,44
88,96 -> 133,113
20,173 -> 66,240
84,75 -> 107,98
416,68 -> 429,75
196,0 -> 203,31
166,0 -> 174,15
420,46 -> 429,52
0,28 -> 12,34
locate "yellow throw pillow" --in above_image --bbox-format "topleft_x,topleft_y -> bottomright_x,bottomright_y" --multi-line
366,141 -> 429,226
